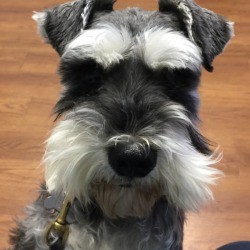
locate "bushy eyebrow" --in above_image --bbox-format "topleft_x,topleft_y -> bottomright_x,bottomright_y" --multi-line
63,25 -> 202,71
137,28 -> 202,71
62,24 -> 132,69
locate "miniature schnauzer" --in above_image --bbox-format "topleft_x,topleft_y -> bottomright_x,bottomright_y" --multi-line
10,0 -> 233,249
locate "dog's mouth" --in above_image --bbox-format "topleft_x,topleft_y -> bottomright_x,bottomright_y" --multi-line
118,177 -> 134,188
119,183 -> 132,188
100,176 -> 136,188
90,180 -> 163,219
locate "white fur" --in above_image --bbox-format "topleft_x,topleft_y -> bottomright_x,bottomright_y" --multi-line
177,2 -> 195,42
44,107 -> 113,203
137,28 -> 202,70
148,131 -> 222,211
44,103 -> 221,214
227,22 -> 235,38
63,24 -> 202,70
42,103 -> 223,249
32,12 -> 50,43
225,22 -> 235,49
63,25 -> 132,69
44,110 -> 160,219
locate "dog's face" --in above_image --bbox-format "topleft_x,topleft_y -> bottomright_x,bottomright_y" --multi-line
33,0 -> 233,219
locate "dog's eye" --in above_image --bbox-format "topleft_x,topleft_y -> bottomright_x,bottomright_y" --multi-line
155,68 -> 201,91
54,59 -> 104,116
154,68 -> 201,114
59,58 -> 104,96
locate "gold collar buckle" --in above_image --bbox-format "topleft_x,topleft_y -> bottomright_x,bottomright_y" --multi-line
45,197 -> 71,247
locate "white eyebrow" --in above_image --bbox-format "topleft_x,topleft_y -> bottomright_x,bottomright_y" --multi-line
137,28 -> 202,71
63,24 -> 132,69
63,26 -> 202,71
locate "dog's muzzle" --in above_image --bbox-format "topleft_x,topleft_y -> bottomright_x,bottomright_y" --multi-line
108,142 -> 157,178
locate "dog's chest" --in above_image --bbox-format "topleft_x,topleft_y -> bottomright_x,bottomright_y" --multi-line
65,223 -> 145,250
63,212 -> 183,250
46,198 -> 184,250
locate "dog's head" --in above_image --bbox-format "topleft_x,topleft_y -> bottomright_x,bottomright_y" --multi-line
33,0 -> 233,218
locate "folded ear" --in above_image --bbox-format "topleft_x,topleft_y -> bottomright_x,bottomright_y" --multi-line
158,0 -> 234,71
32,0 -> 115,55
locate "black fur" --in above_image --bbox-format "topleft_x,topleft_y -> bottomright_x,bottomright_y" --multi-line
10,221 -> 35,250
9,0 -> 233,249
158,0 -> 232,71
57,58 -> 201,124
43,0 -> 116,54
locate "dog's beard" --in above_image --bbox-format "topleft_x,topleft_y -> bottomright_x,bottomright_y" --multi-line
91,182 -> 163,219
44,103 -> 222,218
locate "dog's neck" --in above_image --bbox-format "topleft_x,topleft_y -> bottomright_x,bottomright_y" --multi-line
43,192 -> 184,249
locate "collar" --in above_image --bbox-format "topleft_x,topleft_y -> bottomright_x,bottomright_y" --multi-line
44,192 -> 103,247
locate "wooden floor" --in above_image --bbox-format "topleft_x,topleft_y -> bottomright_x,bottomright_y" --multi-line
0,0 -> 249,249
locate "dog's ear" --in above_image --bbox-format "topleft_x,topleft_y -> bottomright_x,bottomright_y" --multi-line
158,0 -> 234,71
32,0 -> 115,55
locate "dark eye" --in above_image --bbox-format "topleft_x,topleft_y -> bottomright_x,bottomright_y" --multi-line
59,58 -> 104,96
154,68 -> 201,115
54,58 -> 104,116
155,68 -> 201,91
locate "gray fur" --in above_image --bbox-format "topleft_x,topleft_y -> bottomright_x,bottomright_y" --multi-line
10,0 -> 233,249
186,1 -> 233,71
35,0 -> 233,70
41,0 -> 115,54
158,0 -> 233,71
10,188 -> 184,250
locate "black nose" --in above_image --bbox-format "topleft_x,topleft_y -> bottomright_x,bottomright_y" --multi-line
108,142 -> 157,178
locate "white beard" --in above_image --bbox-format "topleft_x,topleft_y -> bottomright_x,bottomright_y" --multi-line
43,103 -> 222,218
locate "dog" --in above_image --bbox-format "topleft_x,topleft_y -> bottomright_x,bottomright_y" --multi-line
9,0 -> 233,249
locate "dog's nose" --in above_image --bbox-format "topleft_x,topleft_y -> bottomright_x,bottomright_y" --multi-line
108,143 -> 157,178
